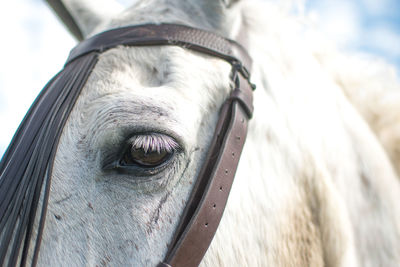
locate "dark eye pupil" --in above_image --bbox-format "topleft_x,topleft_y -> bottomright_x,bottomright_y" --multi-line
123,147 -> 170,167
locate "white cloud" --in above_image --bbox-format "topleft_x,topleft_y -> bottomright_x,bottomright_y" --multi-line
368,26 -> 400,57
307,1 -> 362,47
363,0 -> 392,16
305,0 -> 400,68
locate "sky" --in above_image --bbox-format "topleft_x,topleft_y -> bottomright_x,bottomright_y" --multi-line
0,0 -> 399,158
306,0 -> 400,67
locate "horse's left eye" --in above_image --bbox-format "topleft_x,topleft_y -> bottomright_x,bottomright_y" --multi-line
103,133 -> 180,173
121,146 -> 172,167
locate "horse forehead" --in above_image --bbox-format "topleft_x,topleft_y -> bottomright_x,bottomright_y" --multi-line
57,44 -> 233,157
82,45 -> 232,106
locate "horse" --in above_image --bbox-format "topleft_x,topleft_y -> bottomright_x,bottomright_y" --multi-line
1,0 -> 400,266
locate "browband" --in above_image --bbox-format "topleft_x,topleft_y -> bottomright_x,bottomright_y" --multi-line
67,23 -> 253,73
68,23 -> 255,267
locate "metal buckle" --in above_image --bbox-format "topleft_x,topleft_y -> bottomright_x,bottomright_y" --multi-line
231,60 -> 256,91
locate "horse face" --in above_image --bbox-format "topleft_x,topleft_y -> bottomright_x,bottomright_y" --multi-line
39,44 -> 232,265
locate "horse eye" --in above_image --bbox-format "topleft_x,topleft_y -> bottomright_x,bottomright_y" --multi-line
102,133 -> 179,172
121,146 -> 172,167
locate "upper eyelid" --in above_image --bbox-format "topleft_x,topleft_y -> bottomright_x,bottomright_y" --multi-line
128,133 -> 180,153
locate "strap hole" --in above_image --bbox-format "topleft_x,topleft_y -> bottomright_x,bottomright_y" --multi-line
236,136 -> 241,141
205,223 -> 209,227
232,152 -> 235,157
213,204 -> 216,209
219,186 -> 223,191
225,169 -> 229,174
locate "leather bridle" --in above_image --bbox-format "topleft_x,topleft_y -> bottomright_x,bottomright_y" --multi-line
0,23 -> 255,267
68,23 -> 255,267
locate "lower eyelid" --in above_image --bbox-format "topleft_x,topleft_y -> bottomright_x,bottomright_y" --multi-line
102,150 -> 176,174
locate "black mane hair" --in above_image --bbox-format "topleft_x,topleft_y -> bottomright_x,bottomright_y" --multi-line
0,51 -> 98,266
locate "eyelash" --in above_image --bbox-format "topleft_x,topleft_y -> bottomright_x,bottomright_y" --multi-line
128,133 -> 179,154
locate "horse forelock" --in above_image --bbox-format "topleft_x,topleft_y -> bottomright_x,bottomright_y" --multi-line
0,51 -> 99,266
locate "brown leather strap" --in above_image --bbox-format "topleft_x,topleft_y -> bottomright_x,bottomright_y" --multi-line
163,84 -> 252,267
66,23 -> 252,73
160,58 -> 254,266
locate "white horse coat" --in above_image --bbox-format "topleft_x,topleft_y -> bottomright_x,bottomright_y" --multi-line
8,0 -> 400,266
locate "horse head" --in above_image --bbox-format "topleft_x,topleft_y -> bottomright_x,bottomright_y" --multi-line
1,0 -> 258,266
